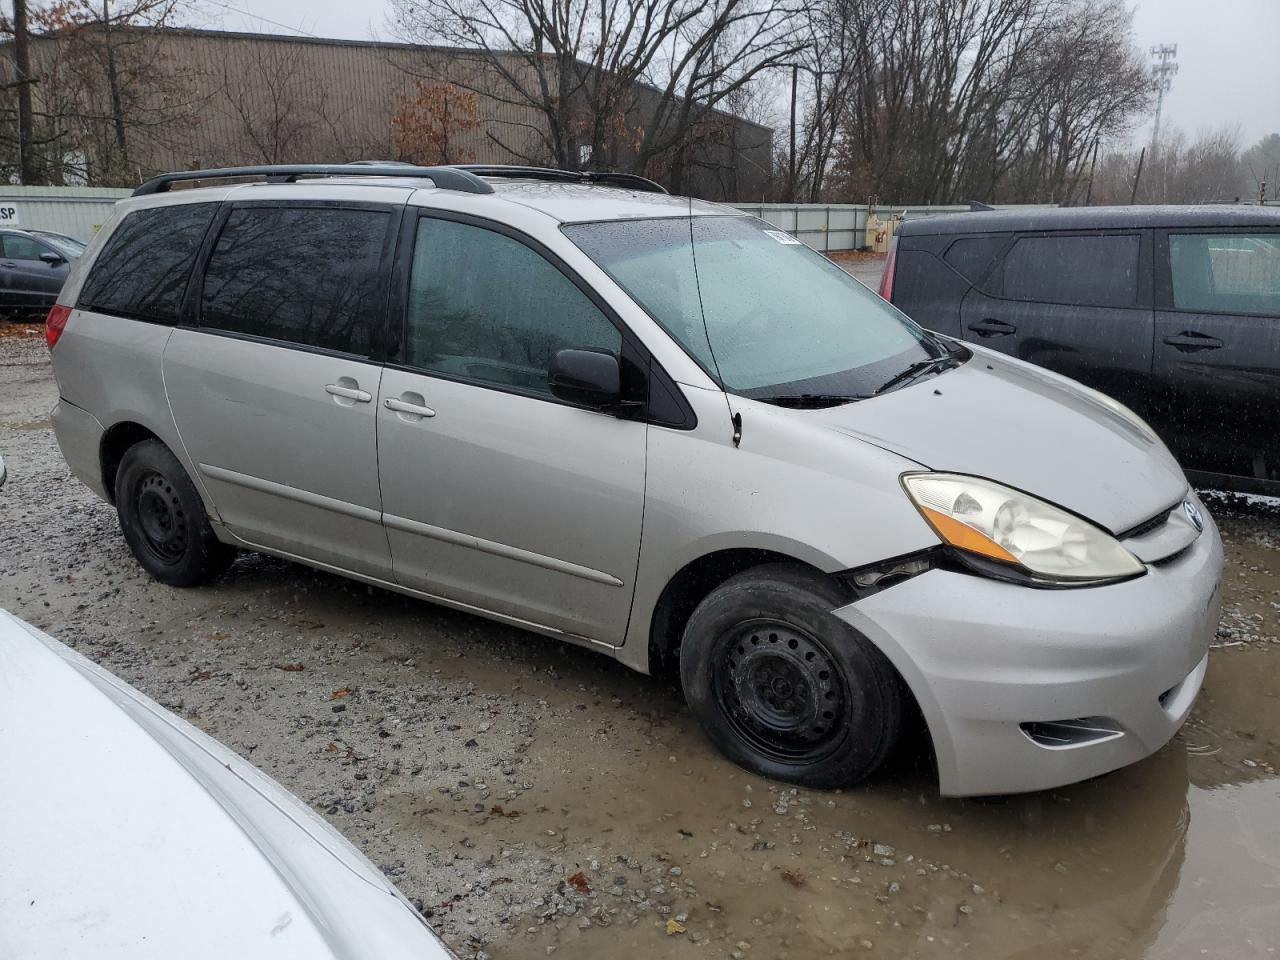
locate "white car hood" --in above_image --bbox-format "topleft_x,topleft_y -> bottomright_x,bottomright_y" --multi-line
0,611 -> 454,960
810,347 -> 1188,534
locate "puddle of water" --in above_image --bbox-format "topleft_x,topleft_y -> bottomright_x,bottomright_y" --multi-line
493,648 -> 1280,960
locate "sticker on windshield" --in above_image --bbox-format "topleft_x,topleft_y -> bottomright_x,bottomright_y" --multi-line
761,229 -> 803,245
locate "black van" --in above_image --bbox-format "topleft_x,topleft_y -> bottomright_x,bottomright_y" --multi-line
882,205 -> 1280,495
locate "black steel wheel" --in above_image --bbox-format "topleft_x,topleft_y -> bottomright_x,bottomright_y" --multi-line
680,564 -> 903,788
116,439 -> 236,586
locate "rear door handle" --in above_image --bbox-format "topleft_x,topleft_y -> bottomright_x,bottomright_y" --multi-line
1163,331 -> 1224,352
384,396 -> 436,419
967,318 -> 1016,337
325,383 -> 372,403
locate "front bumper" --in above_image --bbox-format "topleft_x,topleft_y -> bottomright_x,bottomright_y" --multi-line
834,519 -> 1223,797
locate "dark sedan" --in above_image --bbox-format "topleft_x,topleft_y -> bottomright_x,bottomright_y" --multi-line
0,228 -> 85,318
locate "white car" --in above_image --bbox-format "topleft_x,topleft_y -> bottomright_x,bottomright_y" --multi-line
0,609 -> 455,960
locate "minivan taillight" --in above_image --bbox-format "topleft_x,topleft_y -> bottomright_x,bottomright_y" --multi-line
45,304 -> 71,350
877,237 -> 898,302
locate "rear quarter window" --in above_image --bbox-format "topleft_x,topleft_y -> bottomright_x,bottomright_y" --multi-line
77,203 -> 217,323
891,245 -> 969,336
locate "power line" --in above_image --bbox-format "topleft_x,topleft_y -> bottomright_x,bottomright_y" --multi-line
199,0 -> 324,41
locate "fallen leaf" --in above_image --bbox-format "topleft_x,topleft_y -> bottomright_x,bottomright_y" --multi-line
331,687 -> 352,700
189,669 -> 212,681
273,662 -> 305,672
566,871 -> 592,895
325,742 -> 339,753
665,919 -> 686,936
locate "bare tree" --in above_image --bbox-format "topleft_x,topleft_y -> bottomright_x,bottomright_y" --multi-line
0,0 -> 199,185
388,0 -> 802,192
219,42 -> 329,165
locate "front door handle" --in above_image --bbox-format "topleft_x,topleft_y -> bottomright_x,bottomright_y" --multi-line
1163,331 -> 1224,352
967,318 -> 1017,338
384,396 -> 436,419
325,383 -> 373,403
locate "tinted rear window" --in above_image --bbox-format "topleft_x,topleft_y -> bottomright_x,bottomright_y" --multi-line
200,205 -> 391,356
994,234 -> 1140,307
78,203 -> 216,322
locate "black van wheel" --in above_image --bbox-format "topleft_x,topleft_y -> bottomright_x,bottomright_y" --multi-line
115,439 -> 236,586
679,564 -> 902,789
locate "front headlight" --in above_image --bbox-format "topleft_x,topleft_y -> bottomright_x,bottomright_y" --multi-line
902,473 -> 1145,584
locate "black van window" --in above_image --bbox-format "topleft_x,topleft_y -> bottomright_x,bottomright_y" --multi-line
1170,233 -> 1280,316
995,234 -> 1139,308
944,236 -> 1007,282
201,206 -> 390,355
78,203 -> 216,323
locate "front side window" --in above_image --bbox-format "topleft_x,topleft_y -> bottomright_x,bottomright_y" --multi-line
993,234 -> 1140,308
201,205 -> 391,355
404,217 -> 621,396
1170,232 -> 1280,316
564,216 -> 940,399
78,203 -> 217,323
2,235 -> 49,261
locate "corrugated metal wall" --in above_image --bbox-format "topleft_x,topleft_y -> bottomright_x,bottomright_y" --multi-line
17,28 -> 771,198
0,186 -> 131,239
5,187 -> 1059,251
731,203 -> 1061,252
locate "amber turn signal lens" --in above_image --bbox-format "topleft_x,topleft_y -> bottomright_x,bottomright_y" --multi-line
920,506 -> 1019,564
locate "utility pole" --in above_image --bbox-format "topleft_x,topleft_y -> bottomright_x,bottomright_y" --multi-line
1130,146 -> 1146,205
14,0 -> 37,184
787,63 -> 798,203
1149,44 -> 1178,153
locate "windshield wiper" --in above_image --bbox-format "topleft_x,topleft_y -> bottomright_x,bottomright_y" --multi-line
873,354 -> 960,396
756,393 -> 869,408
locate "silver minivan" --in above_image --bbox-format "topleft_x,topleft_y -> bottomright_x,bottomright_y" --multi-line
48,164 -> 1223,797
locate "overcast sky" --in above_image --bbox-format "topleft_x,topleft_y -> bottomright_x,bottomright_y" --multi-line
206,0 -> 1278,148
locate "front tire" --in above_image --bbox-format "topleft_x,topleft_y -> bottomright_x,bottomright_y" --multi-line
679,564 -> 902,789
115,439 -> 235,586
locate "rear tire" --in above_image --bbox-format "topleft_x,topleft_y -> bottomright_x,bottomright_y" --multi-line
679,564 -> 902,789
115,439 -> 235,586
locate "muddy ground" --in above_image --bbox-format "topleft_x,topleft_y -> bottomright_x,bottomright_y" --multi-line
2,326 -> 1279,960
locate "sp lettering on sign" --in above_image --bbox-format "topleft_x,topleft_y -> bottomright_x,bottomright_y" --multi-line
0,206 -> 19,225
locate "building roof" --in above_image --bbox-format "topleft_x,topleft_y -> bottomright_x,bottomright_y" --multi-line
898,204 -> 1280,236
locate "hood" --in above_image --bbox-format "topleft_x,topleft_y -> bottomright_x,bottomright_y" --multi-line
0,611 -> 454,960
809,348 -> 1187,534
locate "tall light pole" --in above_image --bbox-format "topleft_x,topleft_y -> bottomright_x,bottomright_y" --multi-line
1150,44 -> 1178,153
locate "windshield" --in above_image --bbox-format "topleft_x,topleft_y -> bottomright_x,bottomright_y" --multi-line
563,215 -> 945,399
31,231 -> 86,259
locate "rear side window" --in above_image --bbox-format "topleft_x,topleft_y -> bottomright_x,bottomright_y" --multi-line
404,217 -> 621,397
78,203 -> 216,322
200,205 -> 391,356
944,236 -> 1007,282
1169,233 -> 1280,316
994,234 -> 1139,308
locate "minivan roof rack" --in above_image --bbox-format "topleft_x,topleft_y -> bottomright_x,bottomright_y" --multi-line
132,164 -> 496,197
454,165 -> 669,195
